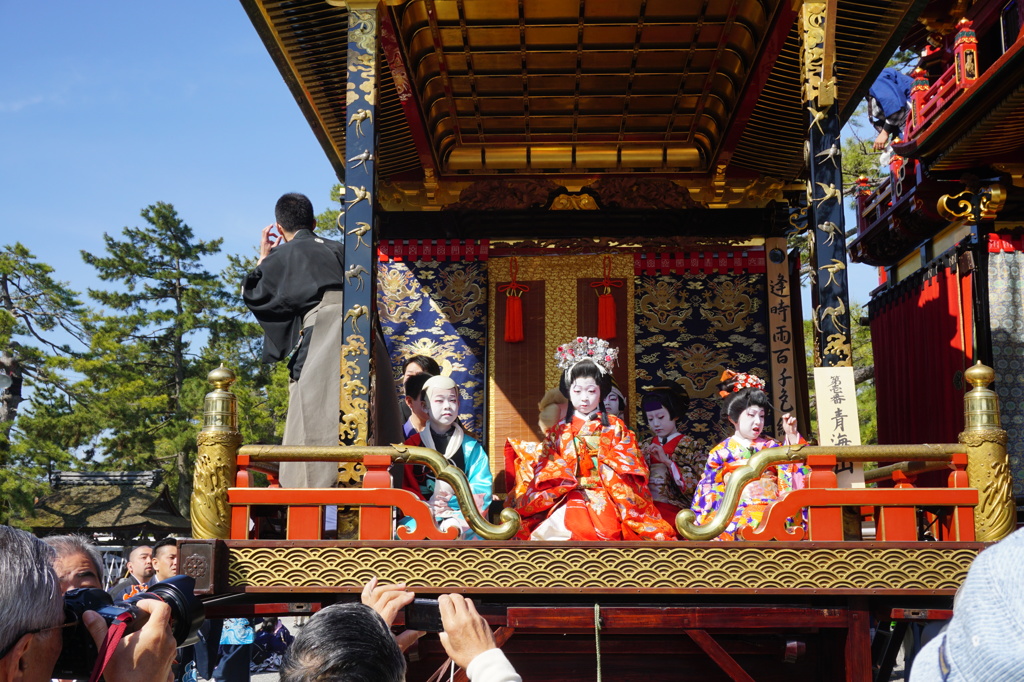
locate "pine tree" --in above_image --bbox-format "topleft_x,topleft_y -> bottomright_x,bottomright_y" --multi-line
0,243 -> 91,524
78,202 -> 226,510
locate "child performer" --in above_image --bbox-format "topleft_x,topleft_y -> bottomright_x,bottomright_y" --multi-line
690,370 -> 807,541
515,337 -> 675,541
602,380 -> 626,419
639,386 -> 706,521
402,375 -> 492,539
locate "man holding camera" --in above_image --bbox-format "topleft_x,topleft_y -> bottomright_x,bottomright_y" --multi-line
278,578 -> 520,682
242,192 -> 346,489
0,525 -> 177,682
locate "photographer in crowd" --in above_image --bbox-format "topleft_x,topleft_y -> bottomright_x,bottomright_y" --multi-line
279,578 -> 519,682
0,525 -> 177,682
43,534 -> 104,593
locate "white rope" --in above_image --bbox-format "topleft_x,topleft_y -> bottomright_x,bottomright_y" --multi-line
594,603 -> 602,682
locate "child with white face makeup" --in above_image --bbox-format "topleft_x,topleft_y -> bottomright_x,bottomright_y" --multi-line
690,370 -> 807,541
602,383 -> 625,418
514,337 -> 675,541
638,387 -> 706,522
400,375 -> 492,539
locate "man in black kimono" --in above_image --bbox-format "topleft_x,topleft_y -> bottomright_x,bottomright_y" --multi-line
242,193 -> 346,487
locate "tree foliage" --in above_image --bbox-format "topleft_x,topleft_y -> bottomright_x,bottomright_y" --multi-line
1,189 -> 348,526
803,302 -> 877,445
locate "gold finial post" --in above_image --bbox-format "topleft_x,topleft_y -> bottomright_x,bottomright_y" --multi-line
191,365 -> 242,540
959,362 -> 1014,541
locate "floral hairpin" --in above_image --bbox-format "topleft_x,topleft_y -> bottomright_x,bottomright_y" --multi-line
555,336 -> 618,375
718,369 -> 767,397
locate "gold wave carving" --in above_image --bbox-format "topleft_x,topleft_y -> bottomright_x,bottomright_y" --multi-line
225,544 -> 978,592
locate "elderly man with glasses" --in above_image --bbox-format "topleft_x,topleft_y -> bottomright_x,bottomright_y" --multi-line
0,525 -> 176,682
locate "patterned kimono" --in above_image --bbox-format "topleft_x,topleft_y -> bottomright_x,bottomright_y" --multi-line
690,435 -> 809,541
639,432 -> 707,522
401,427 -> 493,539
515,413 -> 676,541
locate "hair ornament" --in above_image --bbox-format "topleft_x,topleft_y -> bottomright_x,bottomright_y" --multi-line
555,336 -> 618,375
718,369 -> 767,398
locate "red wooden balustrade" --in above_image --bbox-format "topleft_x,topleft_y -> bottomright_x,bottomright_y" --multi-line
741,452 -> 975,541
229,447 -> 977,542
229,451 -> 458,541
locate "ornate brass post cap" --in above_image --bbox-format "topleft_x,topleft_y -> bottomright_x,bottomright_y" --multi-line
964,361 -> 994,389
208,364 -> 237,391
963,361 -> 1001,432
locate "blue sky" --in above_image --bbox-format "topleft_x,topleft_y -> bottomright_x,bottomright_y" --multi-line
1,2 -> 337,294
1,1 -> 876,320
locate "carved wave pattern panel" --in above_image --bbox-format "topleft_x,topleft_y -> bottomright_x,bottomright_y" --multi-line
227,545 -> 977,592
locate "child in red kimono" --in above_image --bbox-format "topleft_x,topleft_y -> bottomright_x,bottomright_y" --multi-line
639,386 -> 707,522
515,337 -> 675,541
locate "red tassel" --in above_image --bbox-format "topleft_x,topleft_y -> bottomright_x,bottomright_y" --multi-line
505,294 -> 524,343
499,257 -> 528,343
597,292 -> 616,339
591,255 -> 621,340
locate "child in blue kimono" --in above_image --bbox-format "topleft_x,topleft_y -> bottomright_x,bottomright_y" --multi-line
401,375 -> 493,539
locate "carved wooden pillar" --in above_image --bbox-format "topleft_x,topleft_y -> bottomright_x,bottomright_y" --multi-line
802,1 -> 852,368
340,1 -> 379,448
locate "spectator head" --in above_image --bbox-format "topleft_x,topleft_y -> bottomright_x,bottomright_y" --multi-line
127,545 -> 155,583
401,355 -> 441,383
279,603 -> 404,682
42,534 -> 103,593
275,193 -> 316,235
0,526 -> 65,682
910,526 -> 1024,681
151,538 -> 179,582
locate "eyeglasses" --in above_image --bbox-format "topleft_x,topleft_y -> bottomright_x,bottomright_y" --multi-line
0,622 -> 74,660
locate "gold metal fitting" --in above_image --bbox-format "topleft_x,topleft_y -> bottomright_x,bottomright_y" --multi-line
963,361 -> 1001,432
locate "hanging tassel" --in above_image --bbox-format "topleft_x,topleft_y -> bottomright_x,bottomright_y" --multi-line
498,257 -> 529,343
597,291 -> 616,339
505,294 -> 524,342
590,256 -> 622,340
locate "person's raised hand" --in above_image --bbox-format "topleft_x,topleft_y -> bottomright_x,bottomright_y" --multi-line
361,576 -> 416,626
438,593 -> 495,670
257,224 -> 283,264
781,413 -> 800,444
82,599 -> 176,682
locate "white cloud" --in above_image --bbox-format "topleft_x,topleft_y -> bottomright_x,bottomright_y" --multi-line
0,95 -> 46,113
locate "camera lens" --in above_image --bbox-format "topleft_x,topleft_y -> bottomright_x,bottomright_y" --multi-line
128,575 -> 205,647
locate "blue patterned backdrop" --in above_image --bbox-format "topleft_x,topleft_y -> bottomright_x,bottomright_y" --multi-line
377,260 -> 488,435
989,250 -> 1024,496
632,272 -> 771,453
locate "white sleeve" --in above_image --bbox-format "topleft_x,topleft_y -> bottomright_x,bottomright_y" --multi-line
465,648 -> 522,682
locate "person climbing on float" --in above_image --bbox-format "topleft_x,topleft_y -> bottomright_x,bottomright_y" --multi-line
639,386 -> 707,522
515,337 -> 676,541
689,370 -> 808,541
401,375 -> 492,539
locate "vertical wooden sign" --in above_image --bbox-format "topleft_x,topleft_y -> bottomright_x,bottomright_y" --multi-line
813,365 -> 865,487
765,238 -> 799,440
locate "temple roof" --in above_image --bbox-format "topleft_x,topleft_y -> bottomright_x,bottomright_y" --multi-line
24,471 -> 190,536
240,0 -> 922,191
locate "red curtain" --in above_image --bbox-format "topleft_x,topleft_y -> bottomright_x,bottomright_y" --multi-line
871,263 -> 973,445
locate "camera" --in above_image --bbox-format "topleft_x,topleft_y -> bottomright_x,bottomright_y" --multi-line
404,598 -> 444,632
53,575 -> 205,680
